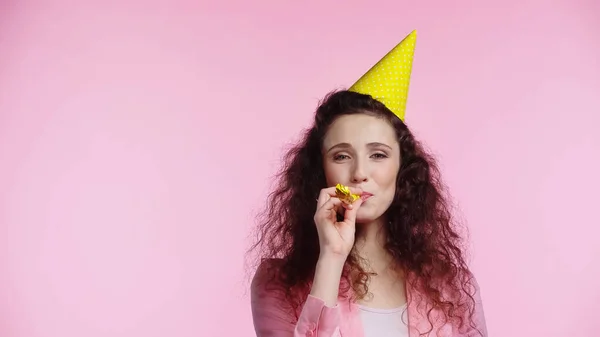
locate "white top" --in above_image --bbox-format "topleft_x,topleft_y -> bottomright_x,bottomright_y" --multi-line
358,303 -> 409,337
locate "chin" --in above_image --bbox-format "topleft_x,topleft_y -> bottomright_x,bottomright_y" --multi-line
355,208 -> 383,224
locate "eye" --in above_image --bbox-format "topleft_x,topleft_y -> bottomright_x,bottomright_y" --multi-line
371,153 -> 388,159
333,154 -> 350,161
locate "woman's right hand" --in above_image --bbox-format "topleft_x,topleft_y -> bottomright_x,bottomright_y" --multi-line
313,186 -> 364,259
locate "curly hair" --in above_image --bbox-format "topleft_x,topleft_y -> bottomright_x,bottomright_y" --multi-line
247,90 -> 480,335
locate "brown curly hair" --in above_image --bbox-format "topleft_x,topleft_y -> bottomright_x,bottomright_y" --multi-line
247,90 -> 481,335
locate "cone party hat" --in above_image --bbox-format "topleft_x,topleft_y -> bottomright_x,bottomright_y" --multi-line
349,30 -> 417,121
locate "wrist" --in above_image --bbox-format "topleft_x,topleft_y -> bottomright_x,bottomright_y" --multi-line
317,253 -> 347,270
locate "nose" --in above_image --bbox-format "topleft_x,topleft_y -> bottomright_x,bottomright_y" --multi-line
350,159 -> 368,183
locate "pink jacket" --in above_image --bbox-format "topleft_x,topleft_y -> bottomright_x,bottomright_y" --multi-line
251,259 -> 488,337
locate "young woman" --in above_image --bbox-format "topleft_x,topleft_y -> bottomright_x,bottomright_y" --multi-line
248,31 -> 488,337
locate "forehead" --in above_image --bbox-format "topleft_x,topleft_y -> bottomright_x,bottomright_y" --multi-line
323,114 -> 397,147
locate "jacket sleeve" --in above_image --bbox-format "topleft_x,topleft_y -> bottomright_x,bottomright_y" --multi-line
250,259 -> 341,337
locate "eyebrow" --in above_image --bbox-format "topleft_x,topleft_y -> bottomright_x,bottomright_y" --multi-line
326,142 -> 393,154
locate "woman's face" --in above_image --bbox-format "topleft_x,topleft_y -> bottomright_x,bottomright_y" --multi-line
322,113 -> 401,223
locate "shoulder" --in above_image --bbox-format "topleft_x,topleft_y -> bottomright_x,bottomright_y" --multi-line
251,258 -> 288,299
251,258 -> 285,286
466,272 -> 485,304
459,272 -> 488,336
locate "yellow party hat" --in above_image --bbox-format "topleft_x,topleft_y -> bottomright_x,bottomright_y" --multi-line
349,30 -> 417,121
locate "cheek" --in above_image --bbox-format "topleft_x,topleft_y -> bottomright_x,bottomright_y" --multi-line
323,163 -> 349,186
372,163 -> 399,188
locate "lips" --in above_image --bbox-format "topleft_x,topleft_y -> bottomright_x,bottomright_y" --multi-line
360,192 -> 373,201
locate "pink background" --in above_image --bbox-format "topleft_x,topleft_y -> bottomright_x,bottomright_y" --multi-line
1,1 -> 599,336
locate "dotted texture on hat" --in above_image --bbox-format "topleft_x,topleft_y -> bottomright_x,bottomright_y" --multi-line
349,30 -> 417,121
